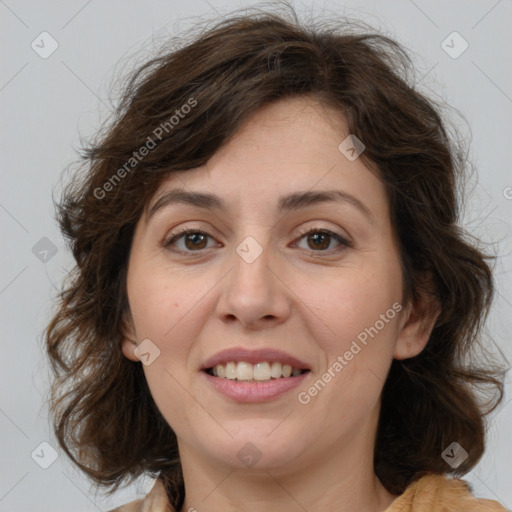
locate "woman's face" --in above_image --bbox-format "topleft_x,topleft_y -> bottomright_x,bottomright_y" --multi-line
122,96 -> 426,475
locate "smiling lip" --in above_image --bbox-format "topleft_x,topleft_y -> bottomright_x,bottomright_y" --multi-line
200,347 -> 311,403
202,370 -> 310,403
200,347 -> 310,371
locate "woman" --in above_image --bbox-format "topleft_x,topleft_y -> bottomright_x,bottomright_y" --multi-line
45,5 -> 507,511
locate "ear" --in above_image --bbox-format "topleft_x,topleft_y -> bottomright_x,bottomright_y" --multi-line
120,310 -> 139,362
394,278 -> 441,360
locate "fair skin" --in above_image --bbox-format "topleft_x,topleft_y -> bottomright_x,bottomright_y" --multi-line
122,96 -> 439,512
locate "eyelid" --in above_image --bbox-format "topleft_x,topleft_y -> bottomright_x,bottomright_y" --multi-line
162,220 -> 219,242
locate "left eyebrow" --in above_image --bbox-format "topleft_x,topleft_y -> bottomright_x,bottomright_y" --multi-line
277,190 -> 374,222
147,189 -> 374,223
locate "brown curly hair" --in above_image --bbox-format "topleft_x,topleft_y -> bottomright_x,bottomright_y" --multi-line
45,4 -> 505,510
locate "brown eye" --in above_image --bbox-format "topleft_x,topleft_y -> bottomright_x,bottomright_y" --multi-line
295,228 -> 352,253
165,230 -> 214,253
306,232 -> 331,250
164,227 -> 351,256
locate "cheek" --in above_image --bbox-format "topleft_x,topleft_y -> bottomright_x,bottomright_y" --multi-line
131,274 -> 203,431
128,266 -> 198,340
305,265 -> 402,350
294,257 -> 402,406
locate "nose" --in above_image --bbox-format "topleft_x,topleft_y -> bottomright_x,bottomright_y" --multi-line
215,237 -> 291,330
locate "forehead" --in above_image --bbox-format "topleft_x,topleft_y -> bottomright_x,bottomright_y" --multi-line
146,96 -> 387,222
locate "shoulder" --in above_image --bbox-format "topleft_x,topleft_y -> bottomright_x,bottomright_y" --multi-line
108,479 -> 172,512
109,496 -> 145,512
385,473 -> 508,512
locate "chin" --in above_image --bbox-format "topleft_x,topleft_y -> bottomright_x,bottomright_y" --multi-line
202,426 -> 307,470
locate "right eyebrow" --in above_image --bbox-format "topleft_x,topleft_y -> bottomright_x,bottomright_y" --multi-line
148,190 -> 226,220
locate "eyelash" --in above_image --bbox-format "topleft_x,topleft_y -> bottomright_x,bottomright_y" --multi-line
163,226 -> 352,255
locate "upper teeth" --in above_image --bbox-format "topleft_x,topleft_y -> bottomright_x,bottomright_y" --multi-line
211,361 -> 304,381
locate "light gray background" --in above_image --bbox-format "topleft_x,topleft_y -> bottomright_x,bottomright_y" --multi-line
1,1 -> 511,510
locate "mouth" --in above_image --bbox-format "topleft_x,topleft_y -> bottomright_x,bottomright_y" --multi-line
204,361 -> 310,382
200,347 -> 312,402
